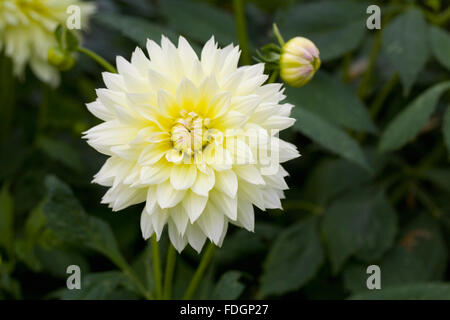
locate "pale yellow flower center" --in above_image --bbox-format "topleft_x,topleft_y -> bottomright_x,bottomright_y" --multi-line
170,110 -> 214,156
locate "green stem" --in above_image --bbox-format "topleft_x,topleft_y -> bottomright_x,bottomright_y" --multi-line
162,244 -> 177,300
272,23 -> 285,47
77,47 -> 117,73
370,74 -> 399,118
233,0 -> 251,65
267,70 -> 279,84
183,242 -> 216,300
151,235 -> 163,299
121,265 -> 154,300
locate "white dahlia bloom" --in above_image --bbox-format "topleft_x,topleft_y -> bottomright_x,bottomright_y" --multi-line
84,36 -> 300,253
0,0 -> 95,86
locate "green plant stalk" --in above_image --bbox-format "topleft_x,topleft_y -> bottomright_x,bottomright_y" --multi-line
77,47 -> 117,73
233,0 -> 251,65
183,242 -> 216,300
267,69 -> 279,84
151,235 -> 163,299
162,244 -> 177,300
121,265 -> 154,300
370,73 -> 399,118
272,23 -> 285,47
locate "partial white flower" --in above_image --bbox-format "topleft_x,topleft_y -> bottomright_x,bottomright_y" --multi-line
0,0 -> 95,86
84,36 -> 300,253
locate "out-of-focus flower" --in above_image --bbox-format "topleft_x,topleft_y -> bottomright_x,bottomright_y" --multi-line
84,36 -> 299,253
0,0 -> 95,86
280,37 -> 320,87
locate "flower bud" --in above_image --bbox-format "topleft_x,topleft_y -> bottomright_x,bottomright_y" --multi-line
280,37 -> 320,87
48,47 -> 75,71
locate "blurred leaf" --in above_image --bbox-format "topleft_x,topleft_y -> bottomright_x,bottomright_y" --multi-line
429,26 -> 450,71
160,0 -> 236,45
277,0 -> 368,61
381,9 -> 429,94
422,168 -> 450,194
322,187 -> 397,273
292,107 -> 371,171
260,216 -> 324,297
0,273 -> 21,299
0,184 -> 14,256
38,136 -> 83,172
42,175 -> 127,269
443,107 -> 450,155
56,271 -> 129,300
96,14 -> 179,47
286,72 -> 377,133
211,271 -> 245,300
379,81 -> 450,152
344,215 -> 446,293
349,283 -> 450,300
216,223 -> 280,266
35,246 -> 90,279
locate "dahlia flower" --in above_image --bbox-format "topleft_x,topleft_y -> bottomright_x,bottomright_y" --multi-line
0,0 -> 95,86
84,36 -> 299,253
280,37 -> 320,87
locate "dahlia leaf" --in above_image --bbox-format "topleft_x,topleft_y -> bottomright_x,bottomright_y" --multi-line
321,186 -> 397,274
429,26 -> 450,72
42,176 -> 127,269
381,9 -> 429,95
276,0 -> 368,61
286,71 -> 377,133
291,107 -> 371,171
211,271 -> 246,300
378,81 -> 450,152
259,216 -> 324,297
349,283 -> 450,300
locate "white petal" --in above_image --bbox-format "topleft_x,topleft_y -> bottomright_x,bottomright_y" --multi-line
186,223 -> 207,253
236,198 -> 254,232
191,170 -> 215,196
140,209 -> 154,240
170,164 -> 197,190
233,165 -> 265,185
197,201 -> 224,245
157,180 -> 186,208
182,190 -> 208,223
168,221 -> 187,253
169,204 -> 189,235
214,170 -> 237,198
151,206 -> 169,240
210,190 -> 237,221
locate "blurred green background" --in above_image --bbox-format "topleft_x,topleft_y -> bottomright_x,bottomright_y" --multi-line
1,0 -> 450,300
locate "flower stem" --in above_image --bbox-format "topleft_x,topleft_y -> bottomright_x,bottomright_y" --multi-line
272,23 -> 285,47
151,235 -> 163,299
162,244 -> 177,300
77,46 -> 117,73
183,242 -> 216,300
233,0 -> 251,65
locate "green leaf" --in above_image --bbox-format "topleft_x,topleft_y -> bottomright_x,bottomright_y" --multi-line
343,215 -> 446,293
379,81 -> 450,152
322,187 -> 397,273
381,9 -> 429,94
211,271 -> 245,300
277,0 -> 368,61
0,184 -> 14,256
303,158 -> 373,205
422,168 -> 450,193
349,283 -> 450,300
42,175 -> 127,269
429,26 -> 450,71
95,14 -> 179,47
285,72 -> 377,133
443,107 -> 450,155
38,136 -> 83,172
292,107 -> 371,171
260,216 -> 324,297
56,271 -> 129,300
160,0 -> 236,45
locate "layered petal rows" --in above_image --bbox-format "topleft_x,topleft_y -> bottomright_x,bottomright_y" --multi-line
84,36 -> 300,252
